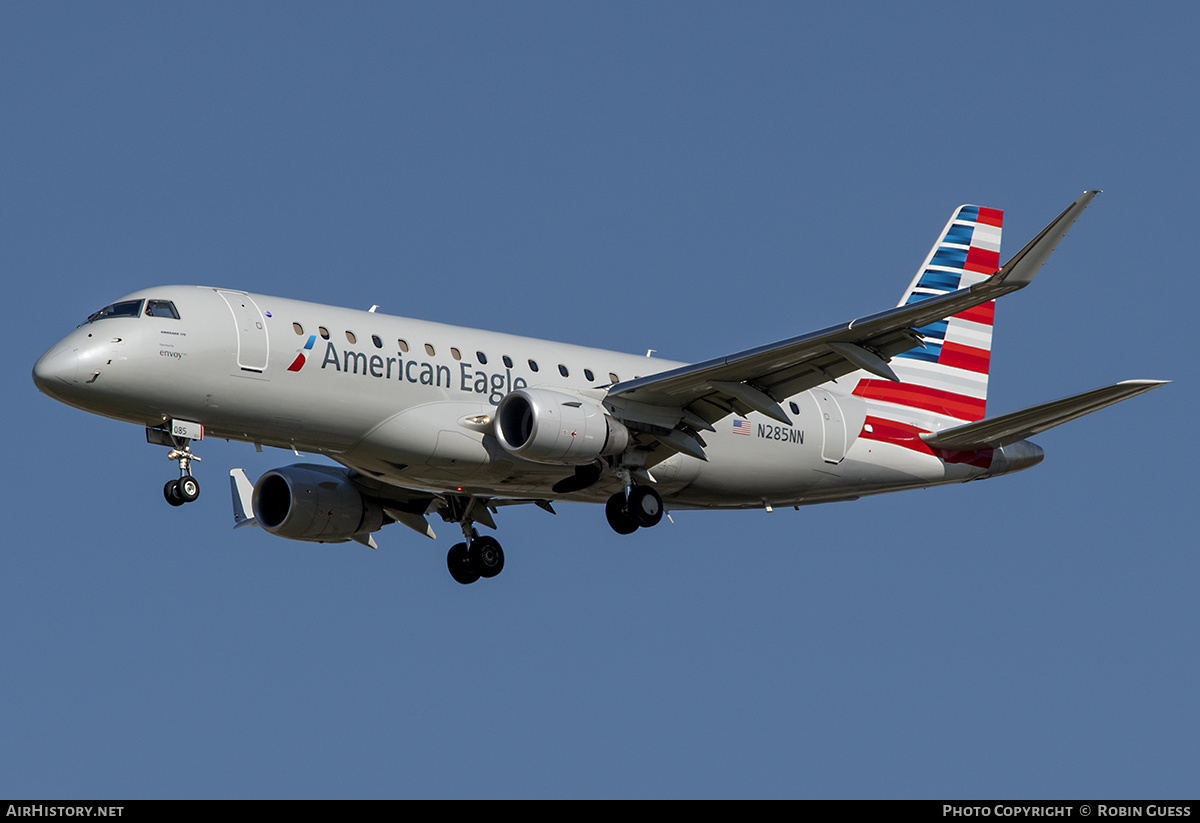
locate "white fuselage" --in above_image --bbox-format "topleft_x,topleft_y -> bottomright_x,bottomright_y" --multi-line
34,285 -> 1014,511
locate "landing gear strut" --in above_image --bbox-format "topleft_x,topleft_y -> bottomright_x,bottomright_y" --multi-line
441,497 -> 506,584
162,440 -> 201,507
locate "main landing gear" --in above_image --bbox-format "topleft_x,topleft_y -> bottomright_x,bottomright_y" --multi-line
439,496 -> 506,585
605,484 -> 664,534
446,532 -> 505,585
162,442 -> 201,507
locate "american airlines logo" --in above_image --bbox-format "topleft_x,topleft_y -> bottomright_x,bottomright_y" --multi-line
287,335 -> 316,372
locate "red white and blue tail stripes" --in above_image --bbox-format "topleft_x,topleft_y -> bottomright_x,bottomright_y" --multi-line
853,204 -> 1002,429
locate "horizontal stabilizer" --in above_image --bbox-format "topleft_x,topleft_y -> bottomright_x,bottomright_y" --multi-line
921,379 -> 1168,449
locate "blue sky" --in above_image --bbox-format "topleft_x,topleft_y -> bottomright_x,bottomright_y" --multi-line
3,3 -> 1196,798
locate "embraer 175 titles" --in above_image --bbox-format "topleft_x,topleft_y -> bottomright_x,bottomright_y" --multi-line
33,192 -> 1166,584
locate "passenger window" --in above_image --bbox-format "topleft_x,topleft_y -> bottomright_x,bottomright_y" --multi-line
319,327 -> 330,339
528,360 -> 539,372
424,343 -> 435,356
503,355 -> 513,368
398,339 -> 409,353
609,372 -> 619,383
292,322 -> 304,335
477,351 -> 488,365
790,402 -> 800,415
346,331 -> 357,344
450,347 -> 462,361
372,335 -> 383,349
145,300 -> 180,319
584,369 -> 595,382
558,364 -> 569,377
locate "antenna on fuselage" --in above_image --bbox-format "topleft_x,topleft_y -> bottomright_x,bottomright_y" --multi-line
369,305 -> 379,313
646,349 -> 655,357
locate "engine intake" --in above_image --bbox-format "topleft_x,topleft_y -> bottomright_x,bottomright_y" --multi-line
252,464 -> 383,542
495,388 -> 630,465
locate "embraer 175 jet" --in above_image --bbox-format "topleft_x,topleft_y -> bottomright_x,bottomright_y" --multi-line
33,192 -> 1166,583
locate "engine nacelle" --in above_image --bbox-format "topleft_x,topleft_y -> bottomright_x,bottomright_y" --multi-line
251,464 -> 384,542
495,388 -> 630,465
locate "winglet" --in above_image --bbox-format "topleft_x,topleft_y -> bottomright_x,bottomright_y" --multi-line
230,468 -> 259,529
992,190 -> 1100,290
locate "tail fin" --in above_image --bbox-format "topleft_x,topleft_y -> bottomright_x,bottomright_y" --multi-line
854,205 -> 1002,427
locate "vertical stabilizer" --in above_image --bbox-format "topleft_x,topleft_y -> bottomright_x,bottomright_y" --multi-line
853,205 -> 1002,427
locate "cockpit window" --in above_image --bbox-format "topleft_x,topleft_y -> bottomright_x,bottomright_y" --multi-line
145,300 -> 180,319
86,299 -> 143,323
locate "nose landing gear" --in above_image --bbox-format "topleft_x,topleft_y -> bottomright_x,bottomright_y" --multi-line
163,473 -> 200,506
148,423 -> 204,508
162,443 -> 201,507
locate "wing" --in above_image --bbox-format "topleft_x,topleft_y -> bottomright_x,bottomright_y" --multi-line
348,472 -> 559,540
231,466 -> 559,546
605,191 -> 1100,458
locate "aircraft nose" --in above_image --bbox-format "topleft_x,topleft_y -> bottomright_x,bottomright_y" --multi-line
32,344 -> 79,396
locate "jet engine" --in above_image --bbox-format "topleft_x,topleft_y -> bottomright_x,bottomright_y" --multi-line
495,388 -> 630,465
251,464 -> 384,542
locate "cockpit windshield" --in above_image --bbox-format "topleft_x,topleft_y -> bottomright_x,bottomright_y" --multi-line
86,299 -> 143,323
83,299 -> 180,324
145,300 -> 180,319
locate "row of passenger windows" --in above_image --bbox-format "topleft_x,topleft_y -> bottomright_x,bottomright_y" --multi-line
292,321 -> 619,383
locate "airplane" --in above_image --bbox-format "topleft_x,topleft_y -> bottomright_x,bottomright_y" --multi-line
32,191 -> 1167,584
